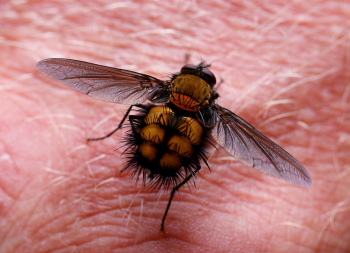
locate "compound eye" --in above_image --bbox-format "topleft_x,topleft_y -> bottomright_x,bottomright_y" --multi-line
201,67 -> 216,86
180,64 -> 198,74
181,64 -> 216,86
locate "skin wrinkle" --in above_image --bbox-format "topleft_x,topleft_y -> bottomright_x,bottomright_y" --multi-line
1,0 -> 350,252
31,203 -> 129,252
197,171 -> 284,219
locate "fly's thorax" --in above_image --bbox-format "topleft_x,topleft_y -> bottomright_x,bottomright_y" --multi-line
137,106 -> 205,173
170,74 -> 212,112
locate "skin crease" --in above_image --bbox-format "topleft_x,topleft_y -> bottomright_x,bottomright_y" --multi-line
0,0 -> 350,252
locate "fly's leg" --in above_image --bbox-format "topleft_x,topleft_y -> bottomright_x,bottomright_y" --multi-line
87,105 -> 133,142
213,78 -> 224,91
184,53 -> 190,65
160,166 -> 202,232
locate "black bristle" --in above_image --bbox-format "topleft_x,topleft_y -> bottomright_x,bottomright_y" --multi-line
120,104 -> 211,192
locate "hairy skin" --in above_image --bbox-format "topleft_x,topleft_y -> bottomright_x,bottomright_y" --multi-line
1,1 -> 350,252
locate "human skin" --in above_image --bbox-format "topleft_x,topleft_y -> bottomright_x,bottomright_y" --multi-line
1,0 -> 350,252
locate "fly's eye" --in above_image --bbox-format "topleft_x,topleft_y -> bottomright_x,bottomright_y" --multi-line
201,67 -> 216,86
181,64 -> 198,73
181,64 -> 216,86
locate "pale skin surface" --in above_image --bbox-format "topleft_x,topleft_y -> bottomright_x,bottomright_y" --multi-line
1,0 -> 350,252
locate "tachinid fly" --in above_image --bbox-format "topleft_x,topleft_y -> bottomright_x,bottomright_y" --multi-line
36,58 -> 312,231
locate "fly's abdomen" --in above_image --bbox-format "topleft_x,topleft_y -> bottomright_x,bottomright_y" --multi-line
170,74 -> 212,112
123,105 -> 209,189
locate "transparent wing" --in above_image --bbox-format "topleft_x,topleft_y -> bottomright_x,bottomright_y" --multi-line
36,58 -> 169,104
211,105 -> 312,187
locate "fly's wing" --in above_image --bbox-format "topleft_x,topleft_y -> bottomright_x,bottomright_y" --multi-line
211,105 -> 312,187
36,58 -> 170,104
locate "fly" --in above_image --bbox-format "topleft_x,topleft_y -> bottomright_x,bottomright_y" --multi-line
36,58 -> 312,231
